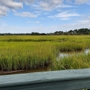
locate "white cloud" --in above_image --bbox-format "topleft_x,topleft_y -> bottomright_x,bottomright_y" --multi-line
0,0 -> 23,9
77,16 -> 90,26
60,16 -> 90,31
19,0 -> 35,5
14,11 -> 37,18
60,17 -> 70,20
0,0 -> 73,18
75,0 -> 90,4
32,0 -> 64,11
66,0 -> 73,3
34,11 -> 41,16
19,0 -> 74,9
57,4 -> 75,8
0,6 -> 9,17
20,0 -> 90,9
27,21 -> 39,24
48,11 -> 80,20
0,0 -> 23,17
0,0 -> 90,18
0,0 -> 82,18
78,20 -> 90,24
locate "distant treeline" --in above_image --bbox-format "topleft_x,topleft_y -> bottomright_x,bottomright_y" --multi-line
0,28 -> 90,35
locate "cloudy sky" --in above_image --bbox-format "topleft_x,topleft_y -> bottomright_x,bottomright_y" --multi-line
0,0 -> 90,33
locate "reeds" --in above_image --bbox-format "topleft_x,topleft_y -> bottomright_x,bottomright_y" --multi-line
0,35 -> 90,72
52,53 -> 90,70
0,42 -> 56,71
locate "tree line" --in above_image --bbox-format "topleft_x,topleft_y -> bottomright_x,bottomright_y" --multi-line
0,28 -> 90,35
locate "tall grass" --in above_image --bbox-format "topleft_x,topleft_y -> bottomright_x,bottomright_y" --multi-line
0,42 -> 56,71
52,53 -> 90,70
0,35 -> 90,72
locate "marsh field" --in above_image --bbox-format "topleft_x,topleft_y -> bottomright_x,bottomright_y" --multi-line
0,35 -> 90,74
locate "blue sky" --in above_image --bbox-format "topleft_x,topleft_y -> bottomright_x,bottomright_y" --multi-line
0,0 -> 90,33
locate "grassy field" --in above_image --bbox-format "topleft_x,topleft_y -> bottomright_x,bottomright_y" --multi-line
0,35 -> 90,72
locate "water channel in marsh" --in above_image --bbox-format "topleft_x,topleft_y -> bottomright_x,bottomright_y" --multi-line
57,49 -> 90,60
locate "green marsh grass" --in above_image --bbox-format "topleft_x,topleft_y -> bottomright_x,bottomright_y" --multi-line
0,35 -> 90,72
0,42 -> 56,71
52,53 -> 90,70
